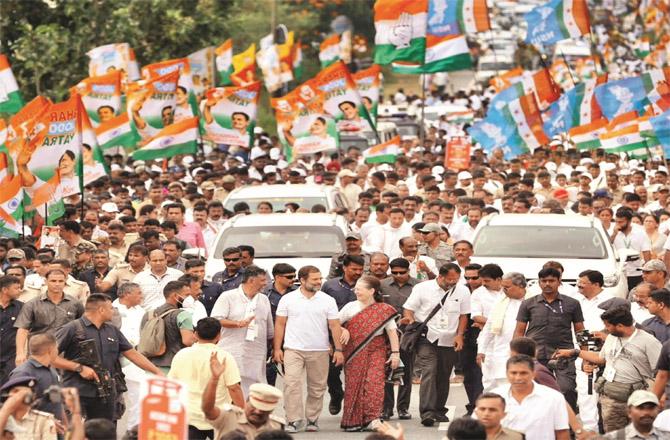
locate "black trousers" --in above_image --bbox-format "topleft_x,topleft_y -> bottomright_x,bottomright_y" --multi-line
539,357 -> 578,412
188,425 -> 214,439
383,347 -> 414,414
461,330 -> 483,414
416,338 -> 458,420
80,394 -> 117,423
328,362 -> 344,402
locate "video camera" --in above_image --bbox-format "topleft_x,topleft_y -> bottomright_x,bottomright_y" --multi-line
576,329 -> 604,352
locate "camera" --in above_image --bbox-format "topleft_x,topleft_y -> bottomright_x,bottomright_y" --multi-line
576,329 -> 604,352
547,356 -> 570,371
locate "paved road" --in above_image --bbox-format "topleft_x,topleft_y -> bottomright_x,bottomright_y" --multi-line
118,377 -> 469,439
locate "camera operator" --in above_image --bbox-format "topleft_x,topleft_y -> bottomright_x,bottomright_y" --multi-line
554,305 -> 662,432
8,334 -> 63,422
0,376 -> 57,439
52,294 -> 163,424
575,269 -> 613,432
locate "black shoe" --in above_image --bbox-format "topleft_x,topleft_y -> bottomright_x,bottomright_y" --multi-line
434,414 -> 450,423
398,410 -> 412,420
329,397 -> 343,415
381,411 -> 392,420
421,417 -> 435,427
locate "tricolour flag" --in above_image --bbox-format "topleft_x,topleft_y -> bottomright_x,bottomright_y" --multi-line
642,67 -> 670,114
0,166 -> 23,237
427,0 -> 490,35
364,136 -> 400,164
319,35 -> 341,68
95,113 -> 140,151
391,34 -> 472,73
490,68 -> 560,112
525,0 -> 590,46
568,118 -> 608,150
490,67 -> 524,92
650,108 -> 670,156
549,59 -> 574,90
353,65 -> 382,124
71,70 -> 122,127
130,117 -> 199,161
543,75 -> 607,137
0,55 -> 24,114
78,96 -> 109,187
599,124 -> 649,158
215,39 -> 233,86
142,58 -> 198,119
374,0 -> 428,65
231,44 -> 257,86
507,93 -> 549,151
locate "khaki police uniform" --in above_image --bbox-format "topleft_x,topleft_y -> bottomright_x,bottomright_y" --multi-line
212,404 -> 284,440
102,263 -> 147,289
18,283 -> 42,303
55,237 -> 96,265
62,277 -> 90,302
10,409 -> 57,440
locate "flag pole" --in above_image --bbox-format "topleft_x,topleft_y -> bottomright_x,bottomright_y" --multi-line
420,73 -> 427,146
560,50 -> 577,87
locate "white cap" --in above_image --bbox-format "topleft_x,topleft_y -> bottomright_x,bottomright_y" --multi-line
432,165 -> 445,176
293,168 -> 307,177
601,162 -> 616,172
458,171 -> 473,180
276,159 -> 289,169
250,147 -> 267,161
182,156 -> 195,166
545,162 -> 557,172
580,173 -> 592,180
263,165 -> 277,174
269,147 -> 281,161
575,165 -> 587,173
254,126 -> 264,134
101,202 -> 119,213
580,158 -> 594,165
620,169 -> 632,176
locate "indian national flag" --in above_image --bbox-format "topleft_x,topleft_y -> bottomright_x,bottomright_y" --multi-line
457,0 -> 491,33
599,124 -> 649,157
131,117 -> 199,161
364,136 -> 400,164
391,34 -> 472,74
569,118 -> 607,150
490,67 -> 524,92
0,55 -> 24,114
319,35 -> 341,68
0,170 -> 23,238
374,0 -> 427,65
215,39 -> 233,86
95,113 -> 140,150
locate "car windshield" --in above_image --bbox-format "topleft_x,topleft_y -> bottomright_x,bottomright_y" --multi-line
224,197 -> 328,212
473,225 -> 608,259
214,226 -> 344,258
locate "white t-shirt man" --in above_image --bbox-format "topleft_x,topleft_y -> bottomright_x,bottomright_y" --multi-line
276,289 -> 338,351
612,224 -> 651,277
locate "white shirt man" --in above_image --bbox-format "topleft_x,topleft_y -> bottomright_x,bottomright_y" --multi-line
471,285 -> 504,323
382,221 -> 412,260
133,267 -> 183,310
612,221 -> 651,279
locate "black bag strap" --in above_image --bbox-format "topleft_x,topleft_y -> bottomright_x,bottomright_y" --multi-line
422,285 -> 456,326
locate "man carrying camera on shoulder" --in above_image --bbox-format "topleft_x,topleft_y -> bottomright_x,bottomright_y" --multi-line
554,305 -> 662,432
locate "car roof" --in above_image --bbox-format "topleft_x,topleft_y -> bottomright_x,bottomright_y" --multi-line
227,184 -> 336,198
227,213 -> 346,228
481,213 -> 596,228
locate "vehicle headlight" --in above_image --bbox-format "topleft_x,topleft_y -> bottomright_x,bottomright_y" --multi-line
604,273 -> 620,288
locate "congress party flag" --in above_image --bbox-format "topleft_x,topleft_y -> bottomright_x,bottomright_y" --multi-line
374,0 -> 428,65
469,105 -> 522,156
651,109 -> 670,157
215,40 -> 234,86
130,117 -> 199,161
87,43 -> 133,77
364,136 -> 400,164
0,156 -> 23,237
525,0 -> 591,46
272,82 -> 338,159
0,55 -> 24,115
490,67 -> 524,92
71,71 -> 122,127
315,61 -> 374,134
202,82 -> 260,148
549,59 -> 574,90
79,99 -> 108,187
599,124 -> 649,158
127,48 -> 140,82
188,47 -> 216,97
391,34 -> 472,73
319,34 -> 341,68
231,43 -> 257,86
543,75 -> 607,137
594,75 -> 648,120
126,71 -> 179,141
95,113 -> 139,151
22,95 -> 83,223
352,65 -> 382,125
507,93 -> 550,152
142,58 -> 198,120
490,68 -> 560,113
427,0 -> 490,36
642,67 -> 670,114
4,96 -> 51,177
569,118 -> 608,150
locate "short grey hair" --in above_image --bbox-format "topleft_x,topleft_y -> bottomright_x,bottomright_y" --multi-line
502,272 -> 526,288
241,265 -> 267,283
118,282 -> 141,298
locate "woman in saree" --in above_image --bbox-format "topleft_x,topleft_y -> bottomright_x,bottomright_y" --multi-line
339,275 -> 400,432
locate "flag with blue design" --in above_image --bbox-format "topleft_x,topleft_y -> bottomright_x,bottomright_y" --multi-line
427,0 -> 490,36
594,76 -> 649,120
524,0 -> 591,46
650,109 -> 670,157
543,75 -> 606,137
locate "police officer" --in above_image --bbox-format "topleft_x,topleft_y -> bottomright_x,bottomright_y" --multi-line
98,244 -> 149,295
0,275 -> 22,387
52,293 -> 163,422
203,378 -> 284,440
0,376 -> 57,439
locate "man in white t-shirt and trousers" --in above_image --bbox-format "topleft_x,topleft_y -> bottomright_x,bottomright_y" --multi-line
273,265 -> 344,434
611,207 -> 651,291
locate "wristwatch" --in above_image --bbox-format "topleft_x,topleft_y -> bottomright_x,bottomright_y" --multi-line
74,364 -> 83,373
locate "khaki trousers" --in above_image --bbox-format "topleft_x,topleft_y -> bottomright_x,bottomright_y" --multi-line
283,349 -> 330,423
600,394 -> 629,433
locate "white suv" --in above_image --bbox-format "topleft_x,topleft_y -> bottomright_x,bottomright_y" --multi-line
470,214 -> 628,298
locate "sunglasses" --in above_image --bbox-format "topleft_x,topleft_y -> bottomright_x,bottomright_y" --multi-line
279,274 -> 296,279
391,270 -> 408,275
223,257 -> 241,262
464,276 -> 480,280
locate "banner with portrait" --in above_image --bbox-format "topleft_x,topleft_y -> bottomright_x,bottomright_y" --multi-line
71,71 -> 122,127
126,71 -> 179,141
202,81 -> 261,148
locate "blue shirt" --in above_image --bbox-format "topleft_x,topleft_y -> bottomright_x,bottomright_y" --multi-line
321,277 -> 356,311
643,316 -> 670,344
200,280 -> 224,316
264,283 -> 297,320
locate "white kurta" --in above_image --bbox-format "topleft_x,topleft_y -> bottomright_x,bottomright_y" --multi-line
211,287 -> 274,396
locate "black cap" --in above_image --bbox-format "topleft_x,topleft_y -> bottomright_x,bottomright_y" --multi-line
0,376 -> 37,392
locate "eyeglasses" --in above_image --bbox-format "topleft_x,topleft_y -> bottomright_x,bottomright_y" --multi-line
223,257 -> 241,262
464,276 -> 480,280
391,271 -> 408,275
420,231 -> 433,235
279,274 -> 296,279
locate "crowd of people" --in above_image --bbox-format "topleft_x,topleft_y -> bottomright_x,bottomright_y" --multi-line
8,78 -> 670,439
